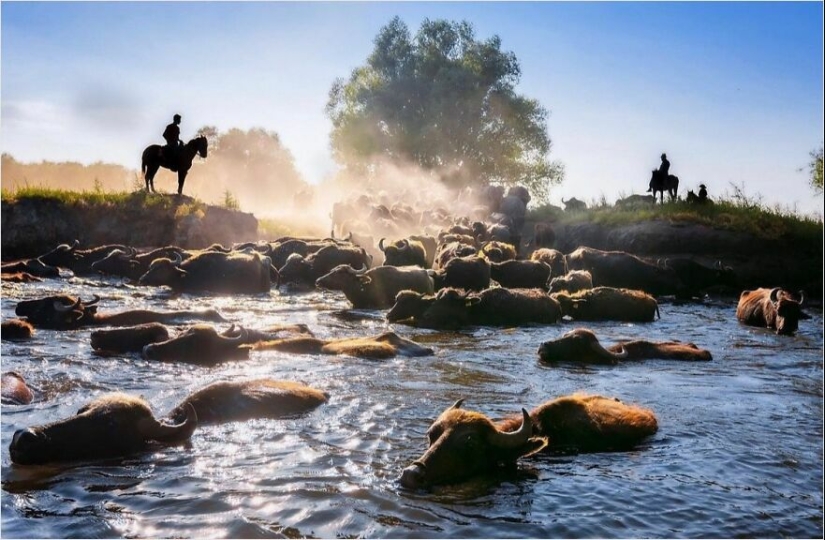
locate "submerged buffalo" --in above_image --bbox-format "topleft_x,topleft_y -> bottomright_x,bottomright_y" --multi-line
9,393 -> 197,465
399,394 -> 658,489
537,328 -> 712,365
736,287 -> 809,336
254,331 -> 433,360
315,264 -> 434,309
2,372 -> 34,406
1,319 -> 34,340
142,325 -> 251,365
139,251 -> 278,294
166,379 -> 328,424
551,287 -> 660,322
91,323 -> 171,354
566,247 -> 681,296
15,295 -> 225,330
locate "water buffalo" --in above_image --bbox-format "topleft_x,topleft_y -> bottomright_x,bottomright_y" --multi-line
530,248 -> 568,278
433,241 -> 478,270
142,325 -> 251,365
648,170 -> 679,203
254,331 -> 433,360
566,247 -> 681,296
551,287 -> 660,322
387,287 -> 562,329
561,197 -> 587,212
1,319 -> 34,340
166,379 -> 328,424
315,264 -> 433,309
428,255 -> 491,292
1,257 -> 59,278
399,394 -> 658,489
139,251 -> 278,294
479,241 -> 517,263
379,238 -> 428,268
532,222 -> 556,249
736,288 -> 808,336
659,258 -> 737,297
15,294 -> 226,330
9,393 -> 197,465
38,240 -> 132,275
615,194 -> 655,208
2,372 -> 34,405
490,260 -> 552,289
1,272 -> 43,283
91,246 -> 186,280
548,269 -> 593,294
537,328 -> 712,365
278,243 -> 372,287
91,323 -> 171,354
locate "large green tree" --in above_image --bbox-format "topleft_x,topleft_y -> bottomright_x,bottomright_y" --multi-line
326,17 -> 563,200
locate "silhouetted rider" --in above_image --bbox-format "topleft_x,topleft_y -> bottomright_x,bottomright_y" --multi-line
163,114 -> 182,165
659,153 -> 670,178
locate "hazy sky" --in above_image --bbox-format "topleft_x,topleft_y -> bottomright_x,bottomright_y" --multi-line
2,2 -> 823,215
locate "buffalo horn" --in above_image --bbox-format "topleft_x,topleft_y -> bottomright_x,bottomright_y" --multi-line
171,252 -> 183,266
797,290 -> 805,306
769,287 -> 781,304
400,239 -> 410,251
378,238 -> 386,252
84,295 -> 101,307
354,263 -> 369,275
489,408 -> 532,449
137,403 -> 197,443
223,325 -> 248,342
344,232 -> 353,242
449,398 -> 465,410
53,298 -> 82,312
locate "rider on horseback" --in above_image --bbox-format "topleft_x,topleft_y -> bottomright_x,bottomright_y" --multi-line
659,153 -> 670,177
162,114 -> 182,170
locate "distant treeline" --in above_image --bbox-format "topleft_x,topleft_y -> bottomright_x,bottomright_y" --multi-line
1,126 -> 311,217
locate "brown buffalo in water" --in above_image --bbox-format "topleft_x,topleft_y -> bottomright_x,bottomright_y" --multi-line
736,287 -> 809,336
254,331 -> 433,360
548,269 -> 593,294
399,394 -> 658,489
139,251 -> 278,294
166,379 -> 328,424
2,372 -> 34,405
1,319 -> 34,340
379,238 -> 428,269
9,393 -> 197,465
15,294 -> 226,330
537,328 -> 712,365
428,255 -> 491,292
315,264 -> 433,309
91,323 -> 171,354
566,247 -> 681,296
1,257 -> 59,278
552,287 -> 660,322
142,325 -> 251,365
388,287 -> 562,329
529,248 -> 568,278
489,260 -> 552,290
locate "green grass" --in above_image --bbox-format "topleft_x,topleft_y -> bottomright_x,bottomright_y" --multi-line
1,186 -> 207,214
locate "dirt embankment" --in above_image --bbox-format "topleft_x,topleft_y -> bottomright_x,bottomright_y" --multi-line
535,219 -> 823,298
1,194 -> 258,260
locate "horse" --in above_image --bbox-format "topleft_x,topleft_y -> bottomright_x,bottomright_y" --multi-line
141,136 -> 208,195
647,169 -> 679,203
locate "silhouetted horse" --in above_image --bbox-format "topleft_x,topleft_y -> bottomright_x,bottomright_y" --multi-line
141,136 -> 208,195
648,169 -> 679,203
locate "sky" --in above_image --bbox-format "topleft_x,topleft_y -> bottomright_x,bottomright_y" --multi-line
2,1 -> 823,216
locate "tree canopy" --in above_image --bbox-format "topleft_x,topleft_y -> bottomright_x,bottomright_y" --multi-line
808,143 -> 823,196
326,17 -> 563,200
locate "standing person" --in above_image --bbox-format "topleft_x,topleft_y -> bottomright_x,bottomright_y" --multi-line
163,114 -> 182,166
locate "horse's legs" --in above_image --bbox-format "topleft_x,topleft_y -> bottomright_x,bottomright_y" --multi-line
177,171 -> 186,195
145,165 -> 159,193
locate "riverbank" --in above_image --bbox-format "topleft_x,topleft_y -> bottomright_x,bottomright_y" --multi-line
2,188 -> 822,298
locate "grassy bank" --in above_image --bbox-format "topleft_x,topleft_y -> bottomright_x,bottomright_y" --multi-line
530,196 -> 823,243
1,186 -> 207,215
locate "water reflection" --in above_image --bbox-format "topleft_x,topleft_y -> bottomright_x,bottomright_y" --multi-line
1,276 -> 823,538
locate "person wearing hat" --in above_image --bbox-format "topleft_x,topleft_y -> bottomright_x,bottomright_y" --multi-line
162,114 -> 182,166
698,183 -> 708,202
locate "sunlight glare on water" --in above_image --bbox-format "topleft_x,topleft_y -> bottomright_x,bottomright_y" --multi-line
1,276 -> 823,538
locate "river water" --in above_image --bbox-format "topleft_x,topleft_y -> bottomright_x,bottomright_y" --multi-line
1,275 -> 822,538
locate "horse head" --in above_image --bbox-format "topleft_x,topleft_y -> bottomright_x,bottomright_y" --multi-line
194,136 -> 208,158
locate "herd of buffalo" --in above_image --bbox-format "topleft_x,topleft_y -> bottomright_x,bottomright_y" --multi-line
0,185 -> 813,490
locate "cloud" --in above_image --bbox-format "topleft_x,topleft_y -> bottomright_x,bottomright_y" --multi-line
71,84 -> 144,132
1,100 -> 69,133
